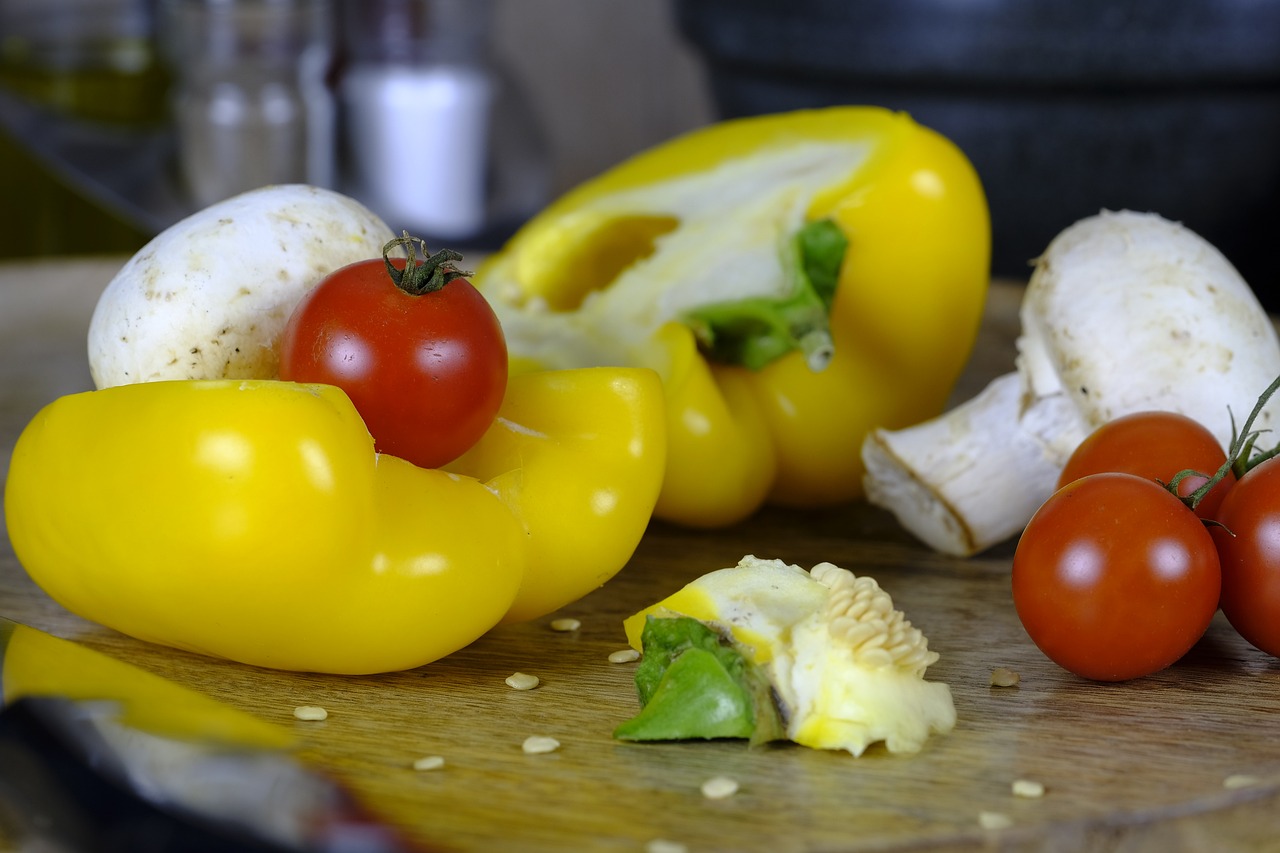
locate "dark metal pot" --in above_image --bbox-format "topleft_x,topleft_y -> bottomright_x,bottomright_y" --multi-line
675,0 -> 1280,305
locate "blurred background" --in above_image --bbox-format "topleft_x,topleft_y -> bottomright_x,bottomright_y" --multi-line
0,0 -> 712,257
2,0 -> 1279,302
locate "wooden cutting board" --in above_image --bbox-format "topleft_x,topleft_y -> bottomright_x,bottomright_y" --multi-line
3,258 -> 1280,853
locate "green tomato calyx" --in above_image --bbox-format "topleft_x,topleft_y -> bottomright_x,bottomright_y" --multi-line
383,231 -> 473,296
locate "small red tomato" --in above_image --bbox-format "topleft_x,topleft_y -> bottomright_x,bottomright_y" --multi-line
1057,411 -> 1233,519
1212,455 -> 1280,658
1012,472 -> 1221,681
280,235 -> 507,469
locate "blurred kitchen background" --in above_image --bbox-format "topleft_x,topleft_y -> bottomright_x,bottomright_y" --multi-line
2,0 -> 1279,302
0,0 -> 712,256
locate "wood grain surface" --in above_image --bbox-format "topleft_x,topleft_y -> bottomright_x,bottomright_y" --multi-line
3,258 -> 1280,853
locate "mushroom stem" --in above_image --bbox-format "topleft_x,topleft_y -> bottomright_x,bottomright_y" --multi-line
862,210 -> 1280,557
862,373 -> 1081,555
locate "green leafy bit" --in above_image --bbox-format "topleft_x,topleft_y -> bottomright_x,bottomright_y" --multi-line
682,218 -> 848,373
613,616 -> 784,745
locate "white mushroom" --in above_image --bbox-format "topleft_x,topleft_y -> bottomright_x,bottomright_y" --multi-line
88,184 -> 395,388
862,210 -> 1280,556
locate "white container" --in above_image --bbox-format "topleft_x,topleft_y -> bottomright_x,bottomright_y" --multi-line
336,0 -> 547,247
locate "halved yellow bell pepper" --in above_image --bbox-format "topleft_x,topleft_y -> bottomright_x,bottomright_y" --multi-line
3,368 -> 665,674
476,107 -> 990,527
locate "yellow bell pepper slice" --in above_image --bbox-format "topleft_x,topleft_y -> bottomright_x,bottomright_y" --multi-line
446,368 -> 667,622
1,618 -> 295,749
475,107 -> 990,526
3,369 -> 665,674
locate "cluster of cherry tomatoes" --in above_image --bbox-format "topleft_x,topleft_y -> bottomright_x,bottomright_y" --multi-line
1012,397 -> 1280,682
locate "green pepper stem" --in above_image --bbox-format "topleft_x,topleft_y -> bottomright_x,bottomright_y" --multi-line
680,218 -> 846,373
381,231 -> 472,296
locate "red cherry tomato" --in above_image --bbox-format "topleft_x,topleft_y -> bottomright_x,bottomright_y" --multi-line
1212,455 -> 1280,658
1012,472 -> 1221,681
279,238 -> 507,470
1057,411 -> 1234,519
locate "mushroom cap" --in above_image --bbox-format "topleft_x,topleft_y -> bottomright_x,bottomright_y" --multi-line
88,185 -> 394,389
1017,210 -> 1280,458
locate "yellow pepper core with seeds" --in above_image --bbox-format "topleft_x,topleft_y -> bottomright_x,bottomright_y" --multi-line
620,556 -> 955,756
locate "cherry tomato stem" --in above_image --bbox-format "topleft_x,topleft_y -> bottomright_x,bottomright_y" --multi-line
382,231 -> 471,296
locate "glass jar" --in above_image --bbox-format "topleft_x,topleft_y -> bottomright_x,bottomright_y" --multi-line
161,0 -> 336,208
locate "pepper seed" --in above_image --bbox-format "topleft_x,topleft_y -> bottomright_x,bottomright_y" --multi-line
646,841 -> 688,853
412,756 -> 446,771
522,735 -> 560,754
1011,779 -> 1045,798
989,667 -> 1021,687
701,776 -> 739,799
505,672 -> 540,691
1224,774 -> 1261,789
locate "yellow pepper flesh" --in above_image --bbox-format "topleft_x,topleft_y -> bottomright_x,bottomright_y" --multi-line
3,369 -> 665,674
476,107 -> 991,526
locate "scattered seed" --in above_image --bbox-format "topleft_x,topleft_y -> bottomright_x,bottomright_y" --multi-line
1224,774 -> 1261,790
990,667 -> 1021,687
522,735 -> 560,755
978,811 -> 1013,830
412,755 -> 446,771
646,841 -> 688,853
608,648 -> 641,663
505,672 -> 540,691
550,618 -> 581,632
292,705 -> 328,721
701,776 -> 739,800
1012,779 -> 1045,799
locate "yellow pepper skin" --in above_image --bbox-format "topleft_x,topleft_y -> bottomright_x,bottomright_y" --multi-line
3,369 -> 664,674
446,368 -> 667,623
1,619 -> 295,749
475,107 -> 991,526
647,323 -> 778,528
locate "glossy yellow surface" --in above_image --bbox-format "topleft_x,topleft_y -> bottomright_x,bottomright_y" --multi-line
1,619 -> 295,749
476,107 -> 991,526
3,369 -> 664,673
647,323 -> 777,527
447,367 -> 667,623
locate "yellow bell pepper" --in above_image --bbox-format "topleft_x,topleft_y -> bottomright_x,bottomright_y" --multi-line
3,368 -> 665,674
1,618 -> 295,749
476,107 -> 990,527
